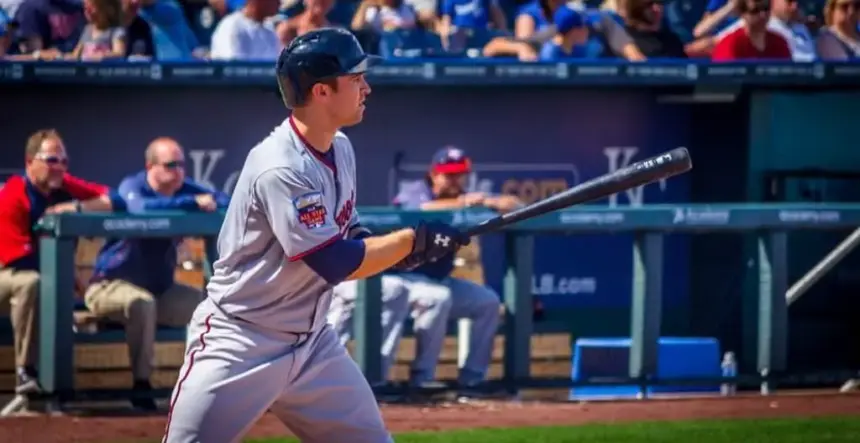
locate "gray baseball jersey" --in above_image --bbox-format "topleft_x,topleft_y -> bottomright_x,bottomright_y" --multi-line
162,117 -> 392,443
206,116 -> 359,333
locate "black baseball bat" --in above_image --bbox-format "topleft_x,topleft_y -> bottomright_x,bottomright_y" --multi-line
464,147 -> 693,237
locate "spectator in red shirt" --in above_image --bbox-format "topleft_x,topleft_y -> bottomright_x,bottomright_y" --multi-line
712,0 -> 792,60
0,129 -> 117,395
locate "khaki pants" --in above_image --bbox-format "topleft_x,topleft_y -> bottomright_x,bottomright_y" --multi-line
84,280 -> 202,381
0,269 -> 39,369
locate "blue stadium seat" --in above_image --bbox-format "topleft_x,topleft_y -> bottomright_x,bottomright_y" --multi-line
378,29 -> 445,58
569,336 -> 722,400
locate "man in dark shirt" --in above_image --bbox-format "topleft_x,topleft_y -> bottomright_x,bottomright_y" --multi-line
14,0 -> 84,57
122,0 -> 155,59
621,0 -> 688,57
0,129 -> 116,395
84,137 -> 229,410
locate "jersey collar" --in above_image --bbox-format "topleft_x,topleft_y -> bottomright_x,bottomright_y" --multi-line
289,115 -> 335,172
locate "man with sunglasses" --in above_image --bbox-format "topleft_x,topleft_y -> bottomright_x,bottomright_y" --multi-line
712,0 -> 792,59
84,136 -> 229,411
0,129 -> 118,397
717,0 -> 816,60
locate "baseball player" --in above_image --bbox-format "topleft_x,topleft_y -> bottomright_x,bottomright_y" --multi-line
161,28 -> 469,443
329,147 -> 523,394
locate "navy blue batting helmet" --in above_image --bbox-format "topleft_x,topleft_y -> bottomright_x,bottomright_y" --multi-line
276,28 -> 382,109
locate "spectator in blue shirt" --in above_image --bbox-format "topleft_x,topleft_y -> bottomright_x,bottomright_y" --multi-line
0,7 -> 14,56
539,3 -> 600,59
137,0 -> 207,60
515,0 -> 623,39
438,0 -> 507,49
84,137 -> 229,411
515,0 -> 562,38
483,3 -> 644,60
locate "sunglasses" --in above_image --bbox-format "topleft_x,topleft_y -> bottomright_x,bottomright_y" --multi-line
746,3 -> 770,13
836,1 -> 860,10
35,153 -> 69,166
159,160 -> 186,169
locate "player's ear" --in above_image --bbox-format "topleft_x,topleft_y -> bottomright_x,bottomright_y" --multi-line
312,83 -> 329,100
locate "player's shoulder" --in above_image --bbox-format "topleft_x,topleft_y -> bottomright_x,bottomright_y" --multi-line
333,130 -> 354,149
119,170 -> 146,185
333,130 -> 357,160
245,122 -> 321,185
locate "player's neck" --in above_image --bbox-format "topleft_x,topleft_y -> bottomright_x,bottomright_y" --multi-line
290,112 -> 335,153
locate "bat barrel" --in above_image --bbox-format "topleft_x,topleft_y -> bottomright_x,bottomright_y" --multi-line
463,148 -> 692,237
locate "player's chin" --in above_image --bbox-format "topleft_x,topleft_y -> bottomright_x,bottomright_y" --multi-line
343,108 -> 365,126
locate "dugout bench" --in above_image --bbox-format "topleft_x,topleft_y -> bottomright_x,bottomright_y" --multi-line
15,203 -> 860,406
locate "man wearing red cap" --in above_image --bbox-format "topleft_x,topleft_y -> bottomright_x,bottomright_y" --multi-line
328,147 -> 522,397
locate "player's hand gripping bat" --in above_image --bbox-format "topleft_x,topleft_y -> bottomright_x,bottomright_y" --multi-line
464,147 -> 693,237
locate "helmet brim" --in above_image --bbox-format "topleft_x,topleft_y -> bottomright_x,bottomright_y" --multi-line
346,55 -> 383,75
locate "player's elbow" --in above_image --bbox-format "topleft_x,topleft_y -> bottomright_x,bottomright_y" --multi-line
302,239 -> 366,285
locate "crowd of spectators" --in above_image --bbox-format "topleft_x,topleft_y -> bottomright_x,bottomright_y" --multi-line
0,0 -> 857,63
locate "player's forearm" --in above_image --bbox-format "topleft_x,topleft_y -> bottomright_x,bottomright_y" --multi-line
80,194 -> 116,212
486,196 -> 522,214
346,229 -> 415,280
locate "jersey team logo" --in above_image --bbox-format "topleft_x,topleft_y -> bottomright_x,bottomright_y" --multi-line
294,191 -> 327,229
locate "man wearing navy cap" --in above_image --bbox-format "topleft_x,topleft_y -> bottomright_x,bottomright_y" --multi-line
329,147 -> 522,396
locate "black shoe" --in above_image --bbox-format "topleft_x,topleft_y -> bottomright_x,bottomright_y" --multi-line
130,380 -> 157,411
15,367 -> 42,395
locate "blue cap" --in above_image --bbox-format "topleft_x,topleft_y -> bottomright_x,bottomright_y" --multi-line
554,4 -> 585,34
430,146 -> 472,174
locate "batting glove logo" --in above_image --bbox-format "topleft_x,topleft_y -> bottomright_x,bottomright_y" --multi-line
434,234 -> 451,247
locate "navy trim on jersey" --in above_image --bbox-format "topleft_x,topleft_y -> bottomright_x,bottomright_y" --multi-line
289,115 -> 335,171
288,233 -> 341,262
302,238 -> 366,285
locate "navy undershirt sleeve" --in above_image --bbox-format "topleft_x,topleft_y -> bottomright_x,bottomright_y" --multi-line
302,238 -> 366,285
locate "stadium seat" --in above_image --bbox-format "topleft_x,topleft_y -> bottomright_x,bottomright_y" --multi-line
378,29 -> 445,58
569,336 -> 722,400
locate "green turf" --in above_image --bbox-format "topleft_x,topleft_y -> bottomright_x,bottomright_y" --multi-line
246,416 -> 860,443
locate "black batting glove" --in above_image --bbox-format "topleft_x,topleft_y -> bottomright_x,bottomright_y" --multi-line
393,221 -> 470,271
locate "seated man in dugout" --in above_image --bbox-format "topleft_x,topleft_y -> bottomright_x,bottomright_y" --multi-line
0,129 -> 118,395
84,137 -> 230,410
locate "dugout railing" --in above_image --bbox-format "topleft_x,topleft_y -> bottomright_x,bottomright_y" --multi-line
7,203 -> 860,409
